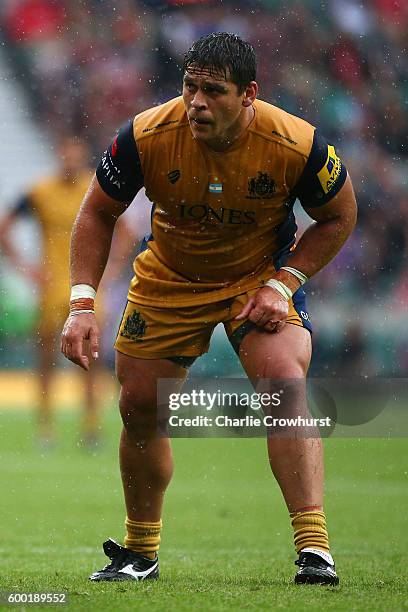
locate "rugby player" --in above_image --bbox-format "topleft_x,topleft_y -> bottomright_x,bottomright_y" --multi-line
0,138 -> 101,445
61,33 -> 357,584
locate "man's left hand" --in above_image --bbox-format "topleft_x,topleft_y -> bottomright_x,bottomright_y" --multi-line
235,286 -> 289,333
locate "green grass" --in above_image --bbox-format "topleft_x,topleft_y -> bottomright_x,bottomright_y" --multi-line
0,408 -> 407,611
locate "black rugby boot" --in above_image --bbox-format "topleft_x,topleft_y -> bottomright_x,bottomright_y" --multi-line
294,549 -> 339,585
90,538 -> 159,582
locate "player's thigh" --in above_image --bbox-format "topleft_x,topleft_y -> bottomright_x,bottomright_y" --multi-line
238,323 -> 312,381
115,300 -> 217,360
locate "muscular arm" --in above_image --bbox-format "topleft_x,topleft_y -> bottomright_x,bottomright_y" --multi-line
62,176 -> 132,370
62,120 -> 143,370
274,174 -> 357,293
70,175 -> 131,289
237,127 -> 357,330
0,198 -> 44,285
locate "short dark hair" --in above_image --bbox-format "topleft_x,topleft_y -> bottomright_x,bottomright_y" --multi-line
183,32 -> 256,93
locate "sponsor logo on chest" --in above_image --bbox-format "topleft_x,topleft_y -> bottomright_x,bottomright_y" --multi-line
163,169 -> 279,225
179,203 -> 256,225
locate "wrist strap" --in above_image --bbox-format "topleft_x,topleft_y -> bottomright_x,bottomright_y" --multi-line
70,297 -> 95,315
280,266 -> 308,286
264,278 -> 292,300
70,284 -> 96,300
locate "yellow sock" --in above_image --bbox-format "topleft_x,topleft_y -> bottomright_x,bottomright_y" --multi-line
124,518 -> 162,559
291,510 -> 330,554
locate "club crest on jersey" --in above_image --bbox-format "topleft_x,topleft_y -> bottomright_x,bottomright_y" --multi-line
247,172 -> 276,199
317,145 -> 342,194
168,169 -> 180,184
120,310 -> 146,342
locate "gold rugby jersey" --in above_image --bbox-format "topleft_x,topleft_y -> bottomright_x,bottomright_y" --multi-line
97,97 -> 346,307
14,173 -> 92,301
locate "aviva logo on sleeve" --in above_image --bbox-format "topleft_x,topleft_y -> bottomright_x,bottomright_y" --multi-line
317,145 -> 342,194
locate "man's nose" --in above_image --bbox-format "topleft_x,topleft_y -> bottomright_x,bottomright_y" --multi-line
191,90 -> 207,109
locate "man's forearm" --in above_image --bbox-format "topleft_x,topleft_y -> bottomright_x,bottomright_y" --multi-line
290,215 -> 352,274
275,216 -> 354,293
70,207 -> 117,290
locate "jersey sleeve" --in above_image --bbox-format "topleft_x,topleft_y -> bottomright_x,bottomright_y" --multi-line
293,129 -> 347,208
96,120 -> 144,201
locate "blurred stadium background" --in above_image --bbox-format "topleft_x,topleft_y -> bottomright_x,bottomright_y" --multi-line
0,0 -> 407,387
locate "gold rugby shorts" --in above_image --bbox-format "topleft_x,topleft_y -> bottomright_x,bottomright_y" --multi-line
114,287 -> 311,362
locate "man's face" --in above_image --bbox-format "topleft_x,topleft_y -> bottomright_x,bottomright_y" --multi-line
182,66 -> 248,146
59,139 -> 89,176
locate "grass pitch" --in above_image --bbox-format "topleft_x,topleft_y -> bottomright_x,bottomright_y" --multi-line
0,408 -> 407,611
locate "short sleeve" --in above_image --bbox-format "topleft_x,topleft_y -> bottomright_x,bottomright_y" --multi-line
293,129 -> 347,208
96,120 -> 144,201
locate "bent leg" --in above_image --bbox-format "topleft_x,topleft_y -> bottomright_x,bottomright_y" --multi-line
238,325 -> 336,578
238,324 -> 323,512
116,351 -> 187,522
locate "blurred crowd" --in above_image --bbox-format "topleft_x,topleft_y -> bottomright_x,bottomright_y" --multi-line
0,0 -> 407,375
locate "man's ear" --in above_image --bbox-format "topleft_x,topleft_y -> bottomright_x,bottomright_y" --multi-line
242,81 -> 258,107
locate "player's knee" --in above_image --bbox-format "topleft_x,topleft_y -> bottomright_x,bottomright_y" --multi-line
273,363 -> 306,379
119,383 -> 157,434
257,357 -> 307,380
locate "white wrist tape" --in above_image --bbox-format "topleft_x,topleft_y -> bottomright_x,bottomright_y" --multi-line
280,266 -> 308,285
70,284 -> 96,301
264,278 -> 292,300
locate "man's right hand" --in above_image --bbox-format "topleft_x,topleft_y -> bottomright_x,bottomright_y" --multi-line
61,313 -> 100,371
